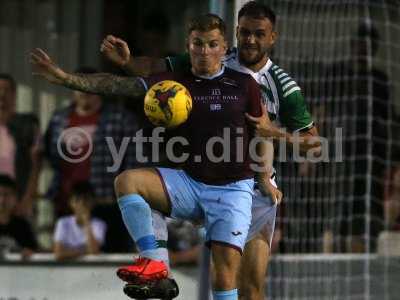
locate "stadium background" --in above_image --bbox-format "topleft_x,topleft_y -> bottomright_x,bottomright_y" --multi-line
1,0 -> 400,299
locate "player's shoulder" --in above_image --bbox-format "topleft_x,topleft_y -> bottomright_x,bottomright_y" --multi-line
224,66 -> 253,81
143,71 -> 186,89
223,67 -> 257,87
268,61 -> 301,98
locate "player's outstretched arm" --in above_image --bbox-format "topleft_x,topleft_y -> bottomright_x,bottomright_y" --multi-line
30,48 -> 146,98
100,35 -> 167,76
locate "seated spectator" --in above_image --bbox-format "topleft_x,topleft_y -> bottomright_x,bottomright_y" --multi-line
53,182 -> 106,261
167,219 -> 202,266
0,174 -> 38,259
44,66 -> 138,217
0,74 -> 41,218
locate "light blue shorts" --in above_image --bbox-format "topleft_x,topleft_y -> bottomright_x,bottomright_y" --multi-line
156,168 -> 254,252
247,189 -> 277,246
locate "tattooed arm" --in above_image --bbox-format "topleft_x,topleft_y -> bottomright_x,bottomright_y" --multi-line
30,48 -> 146,98
63,72 -> 146,97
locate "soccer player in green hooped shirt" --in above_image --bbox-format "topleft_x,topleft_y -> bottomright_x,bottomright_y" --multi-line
101,2 -> 321,299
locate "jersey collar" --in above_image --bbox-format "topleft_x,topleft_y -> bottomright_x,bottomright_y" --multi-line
194,65 -> 225,80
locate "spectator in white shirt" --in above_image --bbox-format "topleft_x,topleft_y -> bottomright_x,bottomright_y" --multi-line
53,182 -> 106,260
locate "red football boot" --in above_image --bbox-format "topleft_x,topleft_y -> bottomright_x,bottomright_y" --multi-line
117,257 -> 169,283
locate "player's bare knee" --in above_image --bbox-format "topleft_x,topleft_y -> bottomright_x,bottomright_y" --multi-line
214,267 -> 236,290
114,170 -> 141,198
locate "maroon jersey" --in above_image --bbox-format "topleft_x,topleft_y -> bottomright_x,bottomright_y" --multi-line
141,67 -> 262,185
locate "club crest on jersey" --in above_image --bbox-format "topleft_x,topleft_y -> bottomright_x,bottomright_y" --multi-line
211,89 -> 221,96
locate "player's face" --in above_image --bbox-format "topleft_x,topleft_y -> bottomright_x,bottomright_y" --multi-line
236,16 -> 277,68
0,79 -> 16,122
188,29 -> 227,76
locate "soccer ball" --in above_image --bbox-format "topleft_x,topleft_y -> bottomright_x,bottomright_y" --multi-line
144,80 -> 193,128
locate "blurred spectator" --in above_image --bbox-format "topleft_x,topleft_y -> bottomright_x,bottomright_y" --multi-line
167,219 -> 201,266
0,174 -> 38,259
383,165 -> 400,230
44,66 -> 138,217
53,182 -> 106,261
327,21 -> 391,252
0,73 -> 41,218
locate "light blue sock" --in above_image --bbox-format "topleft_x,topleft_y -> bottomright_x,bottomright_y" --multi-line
213,289 -> 238,300
118,194 -> 159,260
152,210 -> 170,268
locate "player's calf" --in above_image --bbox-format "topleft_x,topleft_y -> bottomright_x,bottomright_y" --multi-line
113,168 -> 172,284
238,284 -> 264,300
211,243 -> 242,299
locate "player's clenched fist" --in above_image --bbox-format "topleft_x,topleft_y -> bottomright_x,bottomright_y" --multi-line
100,35 -> 131,67
29,48 -> 66,84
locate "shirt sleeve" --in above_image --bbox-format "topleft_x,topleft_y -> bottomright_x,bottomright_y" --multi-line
92,219 -> 107,245
279,90 -> 314,132
247,76 -> 262,118
53,218 -> 65,243
165,53 -> 191,72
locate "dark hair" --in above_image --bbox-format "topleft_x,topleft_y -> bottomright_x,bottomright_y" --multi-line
0,73 -> 16,92
188,13 -> 226,38
0,174 -> 17,192
238,1 -> 276,26
70,181 -> 95,203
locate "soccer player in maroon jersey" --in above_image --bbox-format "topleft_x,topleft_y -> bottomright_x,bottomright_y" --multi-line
30,14 -> 271,300
101,2 -> 323,298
